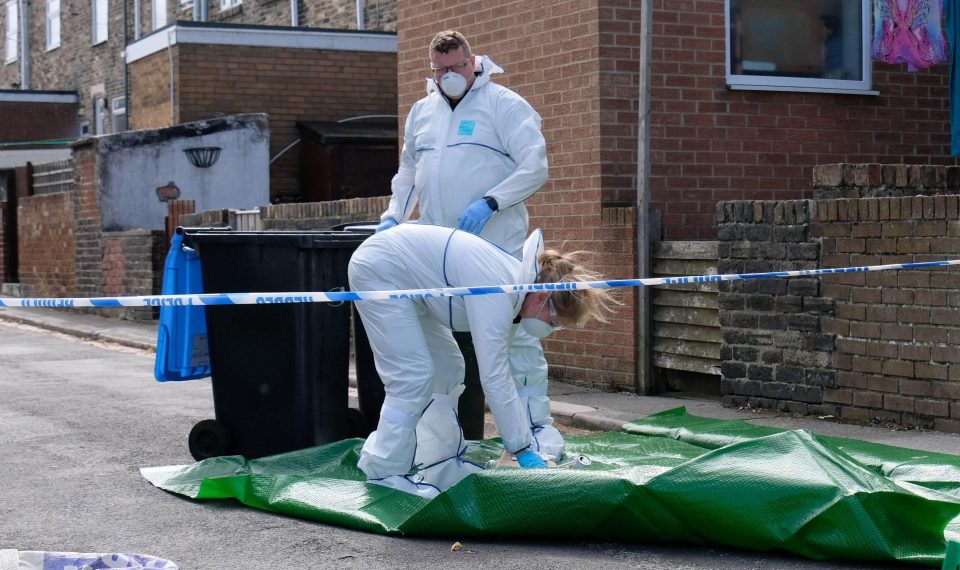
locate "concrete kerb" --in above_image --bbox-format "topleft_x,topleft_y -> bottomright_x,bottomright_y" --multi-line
0,308 -> 158,353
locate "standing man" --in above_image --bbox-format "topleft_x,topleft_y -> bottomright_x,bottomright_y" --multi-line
377,30 -> 564,461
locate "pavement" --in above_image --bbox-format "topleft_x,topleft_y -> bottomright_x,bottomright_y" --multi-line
2,306 -> 959,455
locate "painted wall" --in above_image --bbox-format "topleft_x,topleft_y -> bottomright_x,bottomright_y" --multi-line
98,113 -> 269,231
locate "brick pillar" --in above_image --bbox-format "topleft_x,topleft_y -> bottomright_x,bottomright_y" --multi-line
717,200 -> 838,416
73,140 -> 104,301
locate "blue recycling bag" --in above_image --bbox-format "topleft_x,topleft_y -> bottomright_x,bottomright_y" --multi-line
154,228 -> 211,381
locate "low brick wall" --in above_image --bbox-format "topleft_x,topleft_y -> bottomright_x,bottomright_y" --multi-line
102,229 -> 166,321
259,197 -> 390,230
17,191 -> 76,299
180,197 -> 390,230
718,195 -> 960,432
813,163 -> 960,199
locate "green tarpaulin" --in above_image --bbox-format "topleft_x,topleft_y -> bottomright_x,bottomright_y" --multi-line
142,408 -> 960,566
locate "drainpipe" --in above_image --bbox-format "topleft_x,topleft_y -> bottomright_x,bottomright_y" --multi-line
355,0 -> 364,30
635,0 -> 653,394
134,0 -> 141,40
18,0 -> 29,89
167,29 -> 175,124
289,0 -> 298,26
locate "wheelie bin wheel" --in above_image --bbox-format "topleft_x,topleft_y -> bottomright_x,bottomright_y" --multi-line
189,419 -> 232,460
346,407 -> 369,438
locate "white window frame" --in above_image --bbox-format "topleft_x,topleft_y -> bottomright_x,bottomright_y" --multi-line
45,0 -> 60,50
220,0 -> 241,10
110,95 -> 126,133
725,0 -> 873,94
91,0 -> 108,45
153,0 -> 167,30
4,0 -> 17,63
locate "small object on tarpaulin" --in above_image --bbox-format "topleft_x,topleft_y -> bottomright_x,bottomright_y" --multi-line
451,542 -> 462,552
557,454 -> 592,469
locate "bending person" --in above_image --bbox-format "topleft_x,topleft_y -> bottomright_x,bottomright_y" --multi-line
348,224 -> 616,498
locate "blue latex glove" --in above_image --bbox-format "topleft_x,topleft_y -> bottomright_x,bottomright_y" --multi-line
376,218 -> 399,233
457,199 -> 494,235
516,449 -> 547,469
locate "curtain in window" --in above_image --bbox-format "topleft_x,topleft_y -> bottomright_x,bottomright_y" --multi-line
872,0 -> 947,71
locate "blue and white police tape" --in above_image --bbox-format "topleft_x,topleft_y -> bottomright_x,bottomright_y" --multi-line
2,258 -> 959,308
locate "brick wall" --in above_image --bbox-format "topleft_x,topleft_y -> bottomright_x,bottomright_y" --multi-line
0,100 -> 78,144
129,43 -> 397,201
128,51 -> 172,131
17,191 -> 76,298
0,0 -> 127,133
649,2 -> 960,240
397,0 -> 637,390
72,141 -> 103,300
180,196 -> 390,229
259,196 -> 389,229
718,174 -> 960,432
102,229 -> 165,320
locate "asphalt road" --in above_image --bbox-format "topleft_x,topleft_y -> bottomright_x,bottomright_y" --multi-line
0,319 -> 918,569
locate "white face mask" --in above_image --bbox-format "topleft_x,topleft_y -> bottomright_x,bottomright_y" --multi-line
520,317 -> 555,339
439,71 -> 468,98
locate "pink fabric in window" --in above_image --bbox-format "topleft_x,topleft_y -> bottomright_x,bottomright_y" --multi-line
872,0 -> 947,71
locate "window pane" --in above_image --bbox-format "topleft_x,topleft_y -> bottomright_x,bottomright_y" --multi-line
154,0 -> 167,29
729,0 -> 862,81
46,0 -> 60,48
93,0 -> 108,42
5,1 -> 17,61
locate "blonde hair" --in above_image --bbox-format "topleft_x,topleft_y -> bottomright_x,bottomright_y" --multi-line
429,30 -> 472,58
536,249 -> 619,327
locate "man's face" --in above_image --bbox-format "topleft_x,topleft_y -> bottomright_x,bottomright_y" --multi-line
430,47 -> 476,98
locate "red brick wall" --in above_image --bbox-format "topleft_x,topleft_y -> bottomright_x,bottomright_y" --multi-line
72,142 -> 103,300
649,1 -> 960,239
0,101 -> 78,145
397,1 -> 638,389
102,229 -> 165,320
17,191 -> 76,298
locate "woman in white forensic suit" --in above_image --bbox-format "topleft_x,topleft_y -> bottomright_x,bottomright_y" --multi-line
348,224 -> 615,498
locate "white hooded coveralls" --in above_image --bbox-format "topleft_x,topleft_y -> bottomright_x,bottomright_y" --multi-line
380,56 -> 561,458
348,224 -> 536,487
381,55 -> 547,257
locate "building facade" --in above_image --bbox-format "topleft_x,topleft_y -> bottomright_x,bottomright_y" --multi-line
0,0 -> 396,141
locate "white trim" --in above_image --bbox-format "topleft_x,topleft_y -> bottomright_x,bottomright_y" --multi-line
0,148 -> 73,169
126,23 -> 397,63
0,91 -> 77,103
729,85 -> 879,96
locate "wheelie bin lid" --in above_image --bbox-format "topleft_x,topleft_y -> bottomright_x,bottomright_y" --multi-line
180,228 -> 371,249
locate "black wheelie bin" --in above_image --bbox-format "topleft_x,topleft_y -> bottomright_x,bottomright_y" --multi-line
181,228 -> 370,460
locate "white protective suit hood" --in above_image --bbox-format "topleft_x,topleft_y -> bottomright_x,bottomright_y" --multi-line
519,228 -> 544,287
425,55 -> 504,98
